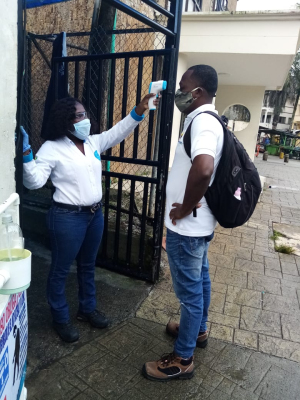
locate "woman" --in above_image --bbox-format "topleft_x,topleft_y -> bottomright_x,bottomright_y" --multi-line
22,94 -> 157,342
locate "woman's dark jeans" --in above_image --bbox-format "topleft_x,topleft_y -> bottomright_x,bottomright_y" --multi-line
46,205 -> 104,323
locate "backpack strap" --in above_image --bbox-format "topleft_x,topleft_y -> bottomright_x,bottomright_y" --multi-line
183,111 -> 227,160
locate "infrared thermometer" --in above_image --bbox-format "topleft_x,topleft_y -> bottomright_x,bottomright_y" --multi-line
148,80 -> 167,110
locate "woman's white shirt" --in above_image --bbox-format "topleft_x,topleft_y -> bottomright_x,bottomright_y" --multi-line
23,112 -> 143,206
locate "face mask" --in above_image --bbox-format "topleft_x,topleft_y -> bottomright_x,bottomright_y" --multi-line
70,118 -> 91,140
175,87 -> 200,113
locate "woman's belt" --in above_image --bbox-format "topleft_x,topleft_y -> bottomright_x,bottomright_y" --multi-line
53,201 -> 102,213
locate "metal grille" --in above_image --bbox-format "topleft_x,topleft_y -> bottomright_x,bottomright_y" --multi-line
212,0 -> 228,11
23,24 -> 166,153
22,24 -> 167,203
184,0 -> 202,12
22,1 -> 182,281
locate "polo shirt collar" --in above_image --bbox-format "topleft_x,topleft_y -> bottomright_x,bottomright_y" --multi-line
187,104 -> 216,120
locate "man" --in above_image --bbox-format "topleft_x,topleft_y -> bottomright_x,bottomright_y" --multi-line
143,65 -> 223,381
256,139 -> 260,157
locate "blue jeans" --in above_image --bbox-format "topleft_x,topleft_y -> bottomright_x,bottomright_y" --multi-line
166,228 -> 213,358
46,205 -> 104,323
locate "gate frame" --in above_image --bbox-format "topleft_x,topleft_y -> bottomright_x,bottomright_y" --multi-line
19,0 -> 183,282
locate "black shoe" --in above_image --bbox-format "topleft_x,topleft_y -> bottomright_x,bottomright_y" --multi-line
77,309 -> 109,329
53,321 -> 79,343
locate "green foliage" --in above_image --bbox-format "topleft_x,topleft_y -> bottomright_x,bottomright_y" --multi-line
271,230 -> 295,254
270,230 -> 286,241
274,244 -> 295,254
266,51 -> 300,128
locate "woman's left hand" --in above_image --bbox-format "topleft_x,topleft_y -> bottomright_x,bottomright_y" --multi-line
135,93 -> 161,116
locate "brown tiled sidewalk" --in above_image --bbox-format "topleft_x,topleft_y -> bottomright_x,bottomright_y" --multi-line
27,318 -> 300,400
138,156 -> 300,363
27,155 -> 300,399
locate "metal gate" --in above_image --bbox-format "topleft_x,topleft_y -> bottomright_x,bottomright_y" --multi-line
21,0 -> 183,282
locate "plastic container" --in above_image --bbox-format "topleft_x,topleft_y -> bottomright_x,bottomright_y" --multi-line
0,213 -> 31,294
0,214 -> 24,260
0,249 -> 31,294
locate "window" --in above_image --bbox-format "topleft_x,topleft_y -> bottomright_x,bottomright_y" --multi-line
184,0 -> 202,11
212,0 -> 228,11
278,117 -> 286,124
263,91 -> 270,107
223,104 -> 251,133
266,114 -> 272,124
260,113 -> 265,123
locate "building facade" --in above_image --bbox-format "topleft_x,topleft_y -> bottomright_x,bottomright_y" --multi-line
170,9 -> 300,165
184,0 -> 237,13
260,92 -> 294,131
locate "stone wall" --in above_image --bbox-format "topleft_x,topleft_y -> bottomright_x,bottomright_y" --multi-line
26,0 -> 95,34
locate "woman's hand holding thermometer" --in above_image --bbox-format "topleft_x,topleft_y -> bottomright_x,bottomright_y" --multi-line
148,80 -> 167,110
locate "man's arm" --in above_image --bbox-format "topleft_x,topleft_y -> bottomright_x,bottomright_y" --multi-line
169,154 -> 214,225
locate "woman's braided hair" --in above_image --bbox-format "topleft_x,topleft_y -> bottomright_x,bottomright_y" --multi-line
44,97 -> 98,140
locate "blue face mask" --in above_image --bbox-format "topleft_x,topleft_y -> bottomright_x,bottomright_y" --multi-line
70,119 -> 91,140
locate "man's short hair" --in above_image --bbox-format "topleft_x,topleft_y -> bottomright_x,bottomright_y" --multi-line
188,65 -> 218,96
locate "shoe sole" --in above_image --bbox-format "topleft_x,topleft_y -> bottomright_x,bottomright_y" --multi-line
142,365 -> 194,381
166,327 -> 208,349
77,315 -> 108,329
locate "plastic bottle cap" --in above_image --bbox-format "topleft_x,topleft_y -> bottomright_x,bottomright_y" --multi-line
2,214 -> 13,224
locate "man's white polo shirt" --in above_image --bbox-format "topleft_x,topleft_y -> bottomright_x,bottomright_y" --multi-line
165,104 -> 224,237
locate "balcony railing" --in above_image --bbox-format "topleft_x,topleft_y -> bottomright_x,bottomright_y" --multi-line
184,0 -> 228,12
212,0 -> 228,11
184,0 -> 202,12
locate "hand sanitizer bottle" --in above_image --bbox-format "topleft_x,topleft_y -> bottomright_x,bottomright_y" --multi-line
0,214 -> 24,261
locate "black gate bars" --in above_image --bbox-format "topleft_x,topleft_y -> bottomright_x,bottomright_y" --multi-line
21,0 -> 183,281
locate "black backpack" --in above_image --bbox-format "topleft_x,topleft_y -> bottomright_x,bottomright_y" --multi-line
183,111 -> 262,228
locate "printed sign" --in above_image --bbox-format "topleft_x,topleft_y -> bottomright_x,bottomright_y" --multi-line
0,349 -> 9,398
26,0 -> 71,8
0,293 -> 28,400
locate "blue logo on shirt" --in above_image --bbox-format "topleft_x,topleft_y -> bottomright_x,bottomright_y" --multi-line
94,150 -> 101,161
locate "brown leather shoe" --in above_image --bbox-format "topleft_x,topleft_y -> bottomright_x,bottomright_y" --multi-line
142,352 -> 194,381
166,321 -> 208,349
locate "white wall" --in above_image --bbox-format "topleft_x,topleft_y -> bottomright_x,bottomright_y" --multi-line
180,12 -> 300,89
181,14 -> 300,56
169,84 -> 265,166
0,0 -> 17,203
215,85 -> 265,159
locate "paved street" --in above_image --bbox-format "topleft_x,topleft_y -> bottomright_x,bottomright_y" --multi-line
138,156 -> 300,363
26,155 -> 300,399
